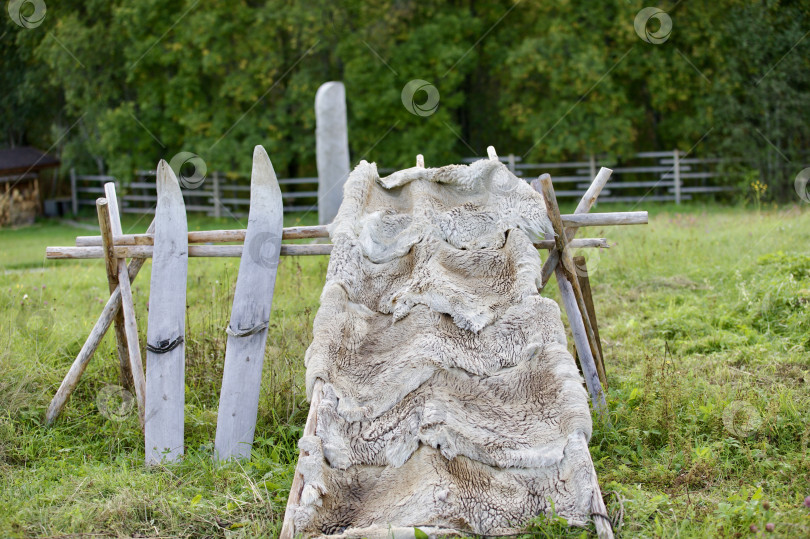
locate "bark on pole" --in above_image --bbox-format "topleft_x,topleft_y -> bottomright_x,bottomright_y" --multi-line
96,197 -> 135,393
532,175 -> 607,415
73,211 -> 645,247
315,81 -> 351,226
214,146 -> 283,460
104,182 -> 147,425
49,238 -> 609,260
144,161 -> 188,465
540,167 -> 613,287
45,217 -> 156,425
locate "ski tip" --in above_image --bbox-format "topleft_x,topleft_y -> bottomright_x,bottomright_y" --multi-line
253,144 -> 270,164
251,145 -> 280,191
156,159 -> 181,198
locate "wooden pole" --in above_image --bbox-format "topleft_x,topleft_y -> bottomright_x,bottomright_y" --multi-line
212,171 -> 222,219
534,175 -> 607,413
673,149 -> 681,205
49,238 -> 609,261
104,183 -> 147,426
72,212 -> 645,248
556,275 -> 607,413
44,219 -> 157,425
97,198 -> 135,393
574,255 -> 605,377
538,175 -> 608,390
541,167 -> 613,288
280,379 -> 324,539
573,168 -> 614,219
75,225 -> 329,246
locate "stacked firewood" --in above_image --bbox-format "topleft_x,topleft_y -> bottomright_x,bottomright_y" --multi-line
0,180 -> 40,227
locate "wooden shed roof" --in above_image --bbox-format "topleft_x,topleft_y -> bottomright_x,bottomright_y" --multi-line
0,146 -> 60,177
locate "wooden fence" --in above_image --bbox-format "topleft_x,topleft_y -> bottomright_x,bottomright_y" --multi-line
463,150 -> 732,204
71,168 -> 318,217
69,150 -> 732,215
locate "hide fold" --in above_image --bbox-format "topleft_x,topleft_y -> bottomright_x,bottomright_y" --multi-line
289,158 -> 600,537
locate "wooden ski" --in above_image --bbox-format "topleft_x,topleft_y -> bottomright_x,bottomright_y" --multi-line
214,145 -> 284,460
144,160 -> 189,465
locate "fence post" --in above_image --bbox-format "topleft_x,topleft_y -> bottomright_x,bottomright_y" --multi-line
212,171 -> 222,219
507,153 -> 516,173
70,168 -> 78,216
589,154 -> 596,182
673,149 -> 681,205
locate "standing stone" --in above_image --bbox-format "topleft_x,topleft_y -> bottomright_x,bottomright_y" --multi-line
315,81 -> 351,226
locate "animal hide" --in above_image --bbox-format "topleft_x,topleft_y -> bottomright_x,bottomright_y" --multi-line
288,159 -> 601,537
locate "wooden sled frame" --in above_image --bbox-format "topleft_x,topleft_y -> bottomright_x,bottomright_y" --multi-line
44,148 -> 644,538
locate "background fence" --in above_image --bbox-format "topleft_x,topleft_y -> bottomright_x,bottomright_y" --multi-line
71,150 -> 733,215
71,169 -> 319,217
463,150 -> 731,204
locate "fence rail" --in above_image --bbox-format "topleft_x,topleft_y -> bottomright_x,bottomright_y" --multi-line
71,169 -> 318,217
464,149 -> 733,204
70,150 -> 732,215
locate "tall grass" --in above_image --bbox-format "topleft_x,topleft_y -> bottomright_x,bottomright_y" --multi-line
1,204 -> 808,537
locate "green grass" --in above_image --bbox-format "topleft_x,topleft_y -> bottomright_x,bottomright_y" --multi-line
1,204 -> 809,537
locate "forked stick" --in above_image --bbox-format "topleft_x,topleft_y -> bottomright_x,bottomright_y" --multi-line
97,198 -> 135,393
104,183 -> 146,426
45,218 -> 157,425
539,174 -> 608,391
533,175 -> 607,413
540,167 -> 613,287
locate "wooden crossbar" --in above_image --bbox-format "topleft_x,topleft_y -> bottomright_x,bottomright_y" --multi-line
46,237 -> 611,260
68,211 -> 647,248
45,174 -> 646,425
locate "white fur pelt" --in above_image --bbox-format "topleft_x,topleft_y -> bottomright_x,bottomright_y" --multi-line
288,159 -> 598,537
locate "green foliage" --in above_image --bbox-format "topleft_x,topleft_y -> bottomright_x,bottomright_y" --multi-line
2,1 -> 809,197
